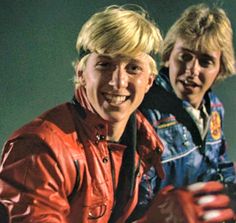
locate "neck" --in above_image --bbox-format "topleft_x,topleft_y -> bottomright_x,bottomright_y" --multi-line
181,93 -> 204,109
189,97 -> 203,109
107,119 -> 128,142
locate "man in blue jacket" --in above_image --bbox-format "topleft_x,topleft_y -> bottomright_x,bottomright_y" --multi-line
133,3 -> 236,221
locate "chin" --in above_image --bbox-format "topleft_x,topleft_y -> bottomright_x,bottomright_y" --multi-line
104,113 -> 129,123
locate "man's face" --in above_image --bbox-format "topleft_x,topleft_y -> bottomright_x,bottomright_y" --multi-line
167,39 -> 221,108
79,52 -> 154,123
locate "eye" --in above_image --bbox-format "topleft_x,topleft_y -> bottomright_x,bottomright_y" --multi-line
126,63 -> 143,74
96,61 -> 114,71
178,52 -> 193,63
198,57 -> 214,68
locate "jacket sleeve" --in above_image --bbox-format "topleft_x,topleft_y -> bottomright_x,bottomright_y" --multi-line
0,136 -> 71,223
217,105 -> 236,184
218,137 -> 236,183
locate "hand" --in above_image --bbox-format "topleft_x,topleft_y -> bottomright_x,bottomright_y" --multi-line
137,181 -> 234,223
186,181 -> 234,223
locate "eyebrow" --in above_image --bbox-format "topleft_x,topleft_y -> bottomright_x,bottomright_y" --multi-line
97,55 -> 113,60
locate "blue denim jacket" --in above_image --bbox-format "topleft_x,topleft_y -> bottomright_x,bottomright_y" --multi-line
130,67 -> 236,219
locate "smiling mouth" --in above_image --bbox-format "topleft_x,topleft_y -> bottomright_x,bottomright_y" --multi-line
103,93 -> 129,105
182,79 -> 199,87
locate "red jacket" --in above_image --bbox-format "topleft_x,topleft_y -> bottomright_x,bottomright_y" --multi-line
0,99 -> 164,223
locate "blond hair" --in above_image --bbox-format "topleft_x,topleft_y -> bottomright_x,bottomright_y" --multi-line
161,3 -> 235,80
74,5 -> 162,87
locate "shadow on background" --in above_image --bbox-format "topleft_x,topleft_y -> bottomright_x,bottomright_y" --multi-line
1,0 -> 236,159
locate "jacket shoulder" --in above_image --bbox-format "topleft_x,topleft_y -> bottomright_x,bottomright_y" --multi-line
209,91 -> 223,105
6,102 -> 79,158
1,102 -> 80,198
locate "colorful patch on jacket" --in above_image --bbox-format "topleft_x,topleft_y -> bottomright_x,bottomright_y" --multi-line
154,116 -> 177,129
210,111 -> 221,140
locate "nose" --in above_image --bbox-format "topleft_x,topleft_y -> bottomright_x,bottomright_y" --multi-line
186,58 -> 201,77
109,66 -> 128,89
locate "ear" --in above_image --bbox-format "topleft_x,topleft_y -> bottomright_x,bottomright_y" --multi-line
145,75 -> 155,93
75,62 -> 86,86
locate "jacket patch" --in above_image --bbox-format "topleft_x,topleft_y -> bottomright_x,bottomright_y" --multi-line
158,122 -> 177,129
154,117 -> 177,129
210,111 -> 221,140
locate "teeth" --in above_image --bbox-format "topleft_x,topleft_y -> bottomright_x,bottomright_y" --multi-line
183,80 -> 196,86
104,94 -> 127,105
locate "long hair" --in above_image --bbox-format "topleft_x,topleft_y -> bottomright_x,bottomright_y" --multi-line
161,3 -> 235,80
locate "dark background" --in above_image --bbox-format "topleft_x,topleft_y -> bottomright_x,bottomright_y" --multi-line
1,0 -> 236,159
